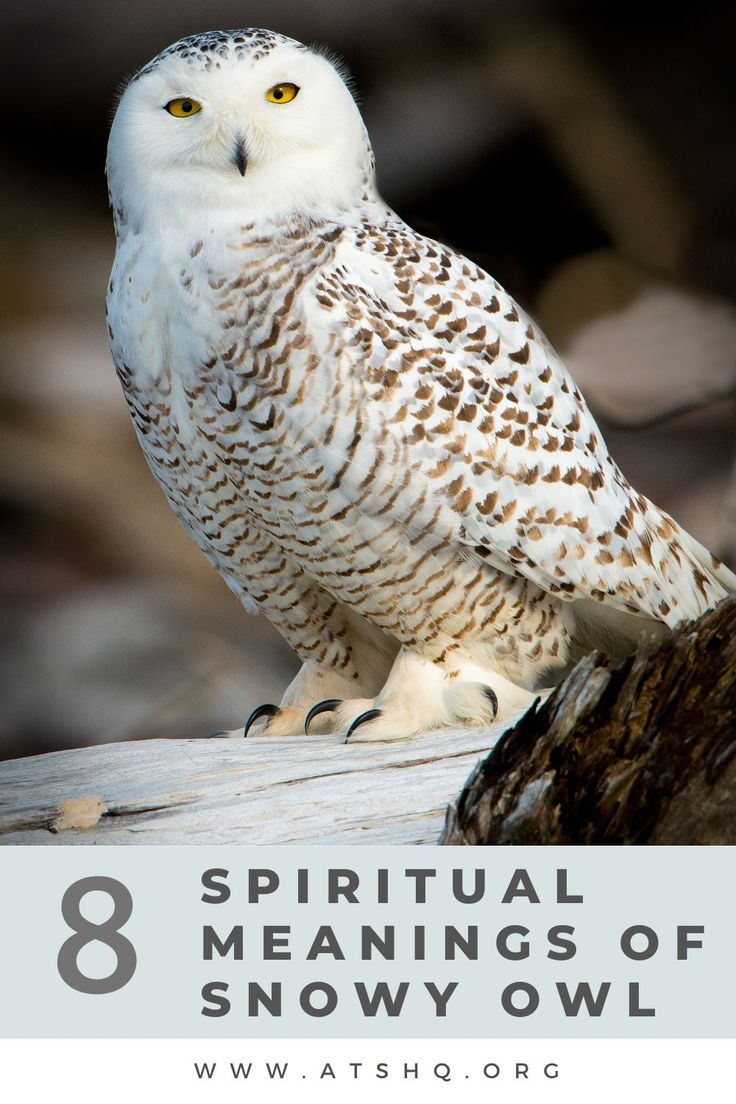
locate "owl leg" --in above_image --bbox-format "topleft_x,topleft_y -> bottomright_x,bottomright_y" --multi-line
332,649 -> 537,743
214,570 -> 397,738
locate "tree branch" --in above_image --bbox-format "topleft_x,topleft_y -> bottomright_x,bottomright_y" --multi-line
441,596 -> 736,845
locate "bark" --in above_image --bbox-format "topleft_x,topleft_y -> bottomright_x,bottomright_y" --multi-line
441,596 -> 736,845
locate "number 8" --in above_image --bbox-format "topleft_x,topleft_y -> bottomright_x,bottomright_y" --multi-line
57,876 -> 137,994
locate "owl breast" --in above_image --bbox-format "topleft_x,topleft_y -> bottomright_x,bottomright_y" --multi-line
108,215 -> 576,690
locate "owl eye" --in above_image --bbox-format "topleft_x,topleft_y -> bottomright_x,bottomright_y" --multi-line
164,98 -> 202,117
265,83 -> 299,104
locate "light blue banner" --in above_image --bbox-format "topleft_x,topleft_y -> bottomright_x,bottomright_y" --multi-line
1,846 -> 733,1038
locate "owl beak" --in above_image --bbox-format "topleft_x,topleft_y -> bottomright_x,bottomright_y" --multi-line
232,135 -> 248,177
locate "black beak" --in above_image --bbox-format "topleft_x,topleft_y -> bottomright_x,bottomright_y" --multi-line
232,136 -> 247,177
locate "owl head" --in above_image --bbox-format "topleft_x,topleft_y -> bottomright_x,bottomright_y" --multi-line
107,30 -> 374,227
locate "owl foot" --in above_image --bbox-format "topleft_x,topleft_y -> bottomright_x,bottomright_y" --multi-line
239,703 -> 333,737
206,713 -> 289,739
324,648 -> 536,742
346,708 -> 383,740
243,702 -> 280,737
304,698 -> 343,734
230,661 -> 372,738
227,655 -> 534,742
335,679 -> 499,743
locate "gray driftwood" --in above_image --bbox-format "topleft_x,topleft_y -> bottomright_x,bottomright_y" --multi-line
0,723 -> 514,845
441,596 -> 736,845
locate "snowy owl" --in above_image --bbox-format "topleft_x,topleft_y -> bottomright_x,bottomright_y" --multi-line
106,29 -> 735,742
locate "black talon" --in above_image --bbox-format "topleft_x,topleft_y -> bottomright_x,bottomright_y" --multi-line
483,686 -> 499,719
345,708 -> 383,743
304,698 -> 343,735
243,703 -> 280,738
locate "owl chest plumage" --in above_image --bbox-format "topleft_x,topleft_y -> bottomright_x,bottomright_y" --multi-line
107,233 -> 246,444
107,217 -> 386,584
109,217 -> 536,674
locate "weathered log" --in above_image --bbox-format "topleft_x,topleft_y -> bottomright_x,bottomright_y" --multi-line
441,595 -> 736,845
0,723 -> 515,846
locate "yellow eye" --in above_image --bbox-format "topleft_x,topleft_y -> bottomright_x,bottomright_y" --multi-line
164,98 -> 202,117
265,83 -> 299,104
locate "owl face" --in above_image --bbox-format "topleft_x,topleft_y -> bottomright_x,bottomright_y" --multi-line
107,31 -> 372,225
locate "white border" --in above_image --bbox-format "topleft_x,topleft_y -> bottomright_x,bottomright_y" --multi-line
0,1038 -> 730,1102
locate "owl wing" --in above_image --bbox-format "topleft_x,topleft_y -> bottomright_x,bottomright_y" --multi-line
298,221 -> 733,626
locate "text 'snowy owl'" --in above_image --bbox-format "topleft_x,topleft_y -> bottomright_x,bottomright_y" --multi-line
106,30 -> 735,741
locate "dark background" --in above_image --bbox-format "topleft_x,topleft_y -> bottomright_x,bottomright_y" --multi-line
2,0 -> 735,759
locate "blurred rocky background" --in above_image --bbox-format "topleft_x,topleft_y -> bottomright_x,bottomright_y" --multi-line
2,0 -> 735,759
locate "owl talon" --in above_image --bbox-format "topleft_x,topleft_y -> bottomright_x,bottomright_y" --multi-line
243,703 -> 280,737
482,686 -> 499,719
345,708 -> 383,743
206,729 -> 228,739
304,698 -> 343,735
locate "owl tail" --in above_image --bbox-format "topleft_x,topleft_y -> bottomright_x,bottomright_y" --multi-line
639,492 -> 736,626
669,523 -> 736,611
